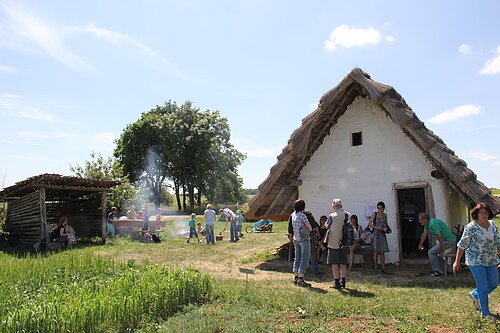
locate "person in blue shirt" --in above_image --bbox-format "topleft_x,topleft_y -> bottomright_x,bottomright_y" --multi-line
187,213 -> 200,243
106,207 -> 117,237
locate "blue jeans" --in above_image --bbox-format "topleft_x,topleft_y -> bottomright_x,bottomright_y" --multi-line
469,265 -> 498,317
107,223 -> 115,236
293,239 -> 311,275
230,221 -> 239,242
428,240 -> 454,274
310,238 -> 319,273
205,224 -> 215,244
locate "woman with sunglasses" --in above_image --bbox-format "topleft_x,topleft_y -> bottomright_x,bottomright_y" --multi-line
369,201 -> 390,272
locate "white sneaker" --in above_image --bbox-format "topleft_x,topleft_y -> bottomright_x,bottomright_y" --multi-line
469,292 -> 480,311
482,314 -> 498,322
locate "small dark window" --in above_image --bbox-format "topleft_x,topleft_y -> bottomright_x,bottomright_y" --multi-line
352,131 -> 362,146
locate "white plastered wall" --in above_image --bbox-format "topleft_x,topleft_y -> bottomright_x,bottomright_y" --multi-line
298,97 -> 467,263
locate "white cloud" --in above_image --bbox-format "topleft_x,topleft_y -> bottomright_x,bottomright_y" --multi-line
324,25 -> 382,51
493,161 -> 500,167
1,5 -> 94,73
17,131 -> 74,139
479,46 -> 500,75
0,93 -> 22,98
0,94 -> 60,122
0,64 -> 16,73
427,104 -> 481,124
86,132 -> 116,146
458,44 -> 473,54
16,130 -> 116,150
309,103 -> 318,110
0,154 -> 72,162
464,151 -> 497,161
0,5 -> 182,76
78,22 -> 153,54
385,36 -> 396,42
232,138 -> 278,158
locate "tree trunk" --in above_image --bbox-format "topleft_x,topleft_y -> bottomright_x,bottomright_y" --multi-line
175,184 -> 182,211
153,181 -> 161,210
182,185 -> 187,211
189,185 -> 195,210
197,186 -> 202,207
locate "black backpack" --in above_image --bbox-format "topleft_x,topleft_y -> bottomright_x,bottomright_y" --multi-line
341,213 -> 354,247
50,226 -> 60,240
151,233 -> 161,243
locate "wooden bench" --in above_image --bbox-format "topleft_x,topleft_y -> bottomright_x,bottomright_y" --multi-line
349,245 -> 375,268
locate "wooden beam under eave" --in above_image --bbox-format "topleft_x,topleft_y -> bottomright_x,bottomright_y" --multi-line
285,179 -> 302,186
101,192 -> 107,244
34,184 -> 115,192
263,186 -> 288,216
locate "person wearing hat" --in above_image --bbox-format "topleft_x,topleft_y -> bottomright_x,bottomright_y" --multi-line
325,198 -> 349,289
187,213 -> 200,243
236,210 -> 244,238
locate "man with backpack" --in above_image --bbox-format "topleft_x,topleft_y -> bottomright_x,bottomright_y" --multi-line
325,198 -> 351,289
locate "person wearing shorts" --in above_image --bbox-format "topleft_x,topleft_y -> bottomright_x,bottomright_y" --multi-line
325,199 -> 348,289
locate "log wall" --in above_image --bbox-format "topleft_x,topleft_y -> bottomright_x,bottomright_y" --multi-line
5,189 -> 106,248
5,190 -> 42,246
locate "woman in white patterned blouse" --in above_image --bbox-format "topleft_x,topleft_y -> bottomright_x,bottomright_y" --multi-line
453,203 -> 499,321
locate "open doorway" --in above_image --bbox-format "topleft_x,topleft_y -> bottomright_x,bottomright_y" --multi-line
397,188 -> 426,258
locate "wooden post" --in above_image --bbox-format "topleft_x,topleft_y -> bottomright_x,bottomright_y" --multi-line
39,188 -> 49,249
101,192 -> 107,243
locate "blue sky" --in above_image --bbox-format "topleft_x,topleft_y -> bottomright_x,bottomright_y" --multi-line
1,0 -> 499,190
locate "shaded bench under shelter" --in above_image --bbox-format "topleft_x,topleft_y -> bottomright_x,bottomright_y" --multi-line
0,174 -> 119,249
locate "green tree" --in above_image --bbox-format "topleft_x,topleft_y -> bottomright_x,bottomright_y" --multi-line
69,152 -> 136,212
115,101 -> 246,211
115,102 -> 176,209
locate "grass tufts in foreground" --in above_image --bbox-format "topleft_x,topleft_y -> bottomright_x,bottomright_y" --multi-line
0,252 -> 213,333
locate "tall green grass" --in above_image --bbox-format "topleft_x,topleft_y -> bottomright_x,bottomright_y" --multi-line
0,252 -> 213,333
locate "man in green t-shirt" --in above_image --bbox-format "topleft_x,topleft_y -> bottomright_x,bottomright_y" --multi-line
418,212 -> 455,276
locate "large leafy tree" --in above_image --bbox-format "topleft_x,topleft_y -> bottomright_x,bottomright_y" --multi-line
69,152 -> 136,212
114,102 -> 177,209
115,101 -> 246,211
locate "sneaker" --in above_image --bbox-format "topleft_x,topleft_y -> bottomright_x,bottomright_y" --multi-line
469,292 -> 480,311
482,314 -> 498,322
430,271 -> 444,277
296,279 -> 310,288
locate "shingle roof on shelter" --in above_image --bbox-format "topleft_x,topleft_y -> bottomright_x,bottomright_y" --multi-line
0,173 -> 120,200
246,68 -> 500,220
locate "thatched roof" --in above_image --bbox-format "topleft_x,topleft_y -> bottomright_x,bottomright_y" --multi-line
0,173 -> 120,201
247,68 -> 500,220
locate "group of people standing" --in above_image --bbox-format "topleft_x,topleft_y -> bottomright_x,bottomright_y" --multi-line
197,204 -> 244,245
289,198 -> 390,289
289,198 -> 499,321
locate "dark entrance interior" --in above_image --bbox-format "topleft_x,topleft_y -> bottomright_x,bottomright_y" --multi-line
397,188 -> 427,258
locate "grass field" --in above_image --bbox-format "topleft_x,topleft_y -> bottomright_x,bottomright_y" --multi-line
1,219 -> 499,332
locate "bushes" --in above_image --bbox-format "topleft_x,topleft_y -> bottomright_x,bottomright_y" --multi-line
0,252 -> 213,333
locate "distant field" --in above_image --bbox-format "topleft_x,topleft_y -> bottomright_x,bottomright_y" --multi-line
492,188 -> 500,196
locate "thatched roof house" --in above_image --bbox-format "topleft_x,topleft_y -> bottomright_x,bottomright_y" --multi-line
0,174 -> 119,249
247,68 -> 499,262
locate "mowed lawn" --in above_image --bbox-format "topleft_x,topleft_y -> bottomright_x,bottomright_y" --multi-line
2,218 -> 498,332
79,219 -> 499,333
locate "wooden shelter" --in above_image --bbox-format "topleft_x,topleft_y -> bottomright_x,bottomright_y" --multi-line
0,174 -> 119,249
247,68 -> 500,221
